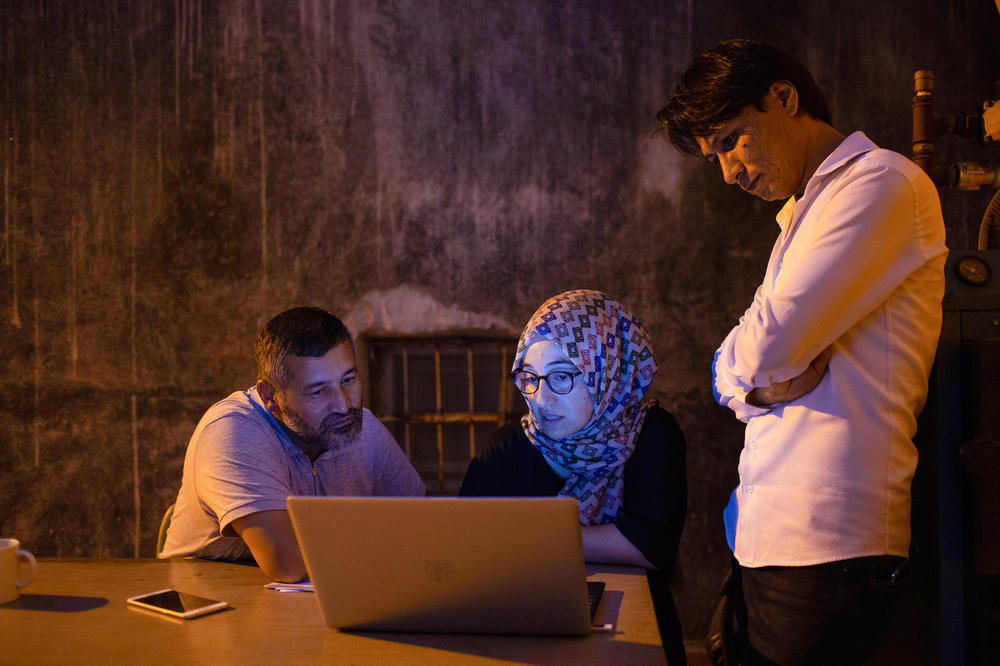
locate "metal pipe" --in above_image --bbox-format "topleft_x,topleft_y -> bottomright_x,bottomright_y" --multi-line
912,70 -> 944,184
949,162 -> 1000,190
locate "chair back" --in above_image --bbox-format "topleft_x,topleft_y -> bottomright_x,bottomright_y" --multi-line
156,503 -> 175,555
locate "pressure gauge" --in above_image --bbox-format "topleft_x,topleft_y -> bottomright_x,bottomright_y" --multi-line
955,255 -> 992,286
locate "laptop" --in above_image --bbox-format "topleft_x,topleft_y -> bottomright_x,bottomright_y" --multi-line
286,496 -> 601,636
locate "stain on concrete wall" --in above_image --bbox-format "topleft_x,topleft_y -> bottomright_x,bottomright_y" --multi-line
2,0 -> 998,639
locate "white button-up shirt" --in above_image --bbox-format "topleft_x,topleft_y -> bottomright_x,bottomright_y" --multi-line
713,132 -> 947,567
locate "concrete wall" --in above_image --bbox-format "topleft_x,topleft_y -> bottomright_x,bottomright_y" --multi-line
2,0 -> 998,641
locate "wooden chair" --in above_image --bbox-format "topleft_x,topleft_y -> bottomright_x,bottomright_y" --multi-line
155,503 -> 175,555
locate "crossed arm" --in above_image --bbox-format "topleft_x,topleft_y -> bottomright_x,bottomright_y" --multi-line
745,345 -> 833,407
715,164 -> 927,414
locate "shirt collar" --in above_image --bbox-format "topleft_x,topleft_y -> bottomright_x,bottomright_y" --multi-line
810,130 -> 876,180
775,196 -> 796,232
774,131 -> 876,232
247,386 -> 310,460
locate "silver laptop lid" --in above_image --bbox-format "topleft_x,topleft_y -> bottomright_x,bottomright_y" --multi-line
287,496 -> 591,636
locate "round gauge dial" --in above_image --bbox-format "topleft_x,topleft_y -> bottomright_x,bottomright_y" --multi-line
955,255 -> 992,286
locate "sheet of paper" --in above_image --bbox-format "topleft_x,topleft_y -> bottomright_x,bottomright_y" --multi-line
264,580 -> 314,593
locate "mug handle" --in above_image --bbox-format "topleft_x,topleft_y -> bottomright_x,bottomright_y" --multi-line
16,549 -> 36,588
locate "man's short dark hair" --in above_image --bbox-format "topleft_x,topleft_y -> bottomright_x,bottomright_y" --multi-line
656,38 -> 831,156
254,307 -> 353,388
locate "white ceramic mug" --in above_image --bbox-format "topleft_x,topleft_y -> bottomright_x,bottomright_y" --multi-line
0,538 -> 36,604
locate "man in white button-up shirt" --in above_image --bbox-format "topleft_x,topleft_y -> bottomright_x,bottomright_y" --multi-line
657,39 -> 946,664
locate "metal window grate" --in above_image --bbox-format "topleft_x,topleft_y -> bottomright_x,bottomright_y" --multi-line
366,336 -> 525,495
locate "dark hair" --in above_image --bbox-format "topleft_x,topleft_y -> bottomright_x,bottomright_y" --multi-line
656,38 -> 831,155
254,307 -> 353,388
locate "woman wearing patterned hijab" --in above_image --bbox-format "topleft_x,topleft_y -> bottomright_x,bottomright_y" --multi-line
459,289 -> 687,572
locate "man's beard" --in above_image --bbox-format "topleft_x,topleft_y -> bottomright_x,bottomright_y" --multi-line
282,406 -> 364,454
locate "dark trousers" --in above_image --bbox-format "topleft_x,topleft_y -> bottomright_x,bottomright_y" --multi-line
733,556 -> 903,666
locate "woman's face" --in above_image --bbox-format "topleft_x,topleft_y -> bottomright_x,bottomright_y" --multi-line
520,340 -> 594,439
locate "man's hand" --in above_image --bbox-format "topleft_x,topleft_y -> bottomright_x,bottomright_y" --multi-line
746,346 -> 834,407
231,510 -> 308,582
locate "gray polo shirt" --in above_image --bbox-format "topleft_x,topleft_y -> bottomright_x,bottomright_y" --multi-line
160,387 -> 425,561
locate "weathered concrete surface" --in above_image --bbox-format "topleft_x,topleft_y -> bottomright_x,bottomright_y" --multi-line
2,0 -> 998,642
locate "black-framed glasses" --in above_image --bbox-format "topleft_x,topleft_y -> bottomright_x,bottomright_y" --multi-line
511,369 -> 583,395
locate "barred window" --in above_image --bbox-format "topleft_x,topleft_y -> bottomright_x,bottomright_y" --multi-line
365,336 -> 526,495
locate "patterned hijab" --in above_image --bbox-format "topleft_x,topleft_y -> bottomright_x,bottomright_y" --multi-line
514,289 -> 658,525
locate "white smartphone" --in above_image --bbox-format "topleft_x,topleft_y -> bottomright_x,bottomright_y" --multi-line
126,588 -> 228,619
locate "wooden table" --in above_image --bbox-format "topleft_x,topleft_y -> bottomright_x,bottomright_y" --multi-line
2,558 -> 666,664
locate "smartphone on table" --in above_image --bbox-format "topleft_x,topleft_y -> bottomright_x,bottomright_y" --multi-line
126,588 -> 228,619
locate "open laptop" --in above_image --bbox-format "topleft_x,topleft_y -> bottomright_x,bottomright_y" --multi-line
286,496 -> 601,636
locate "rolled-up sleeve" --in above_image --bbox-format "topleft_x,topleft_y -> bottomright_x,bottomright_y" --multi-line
194,416 -> 292,535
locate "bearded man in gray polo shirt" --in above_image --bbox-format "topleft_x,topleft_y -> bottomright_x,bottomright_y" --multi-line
160,307 -> 425,581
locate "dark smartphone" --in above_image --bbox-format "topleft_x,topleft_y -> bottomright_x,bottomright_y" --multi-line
126,588 -> 228,619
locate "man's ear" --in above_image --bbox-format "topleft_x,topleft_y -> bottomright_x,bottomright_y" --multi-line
771,80 -> 799,117
255,380 -> 280,414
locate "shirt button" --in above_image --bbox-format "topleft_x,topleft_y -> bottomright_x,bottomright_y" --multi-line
746,485 -> 755,494
750,441 -> 758,450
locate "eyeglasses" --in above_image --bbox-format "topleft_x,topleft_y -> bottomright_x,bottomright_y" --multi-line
511,369 -> 583,395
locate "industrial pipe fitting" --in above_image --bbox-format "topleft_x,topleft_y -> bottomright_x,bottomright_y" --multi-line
949,162 -> 1000,190
912,70 -> 943,184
